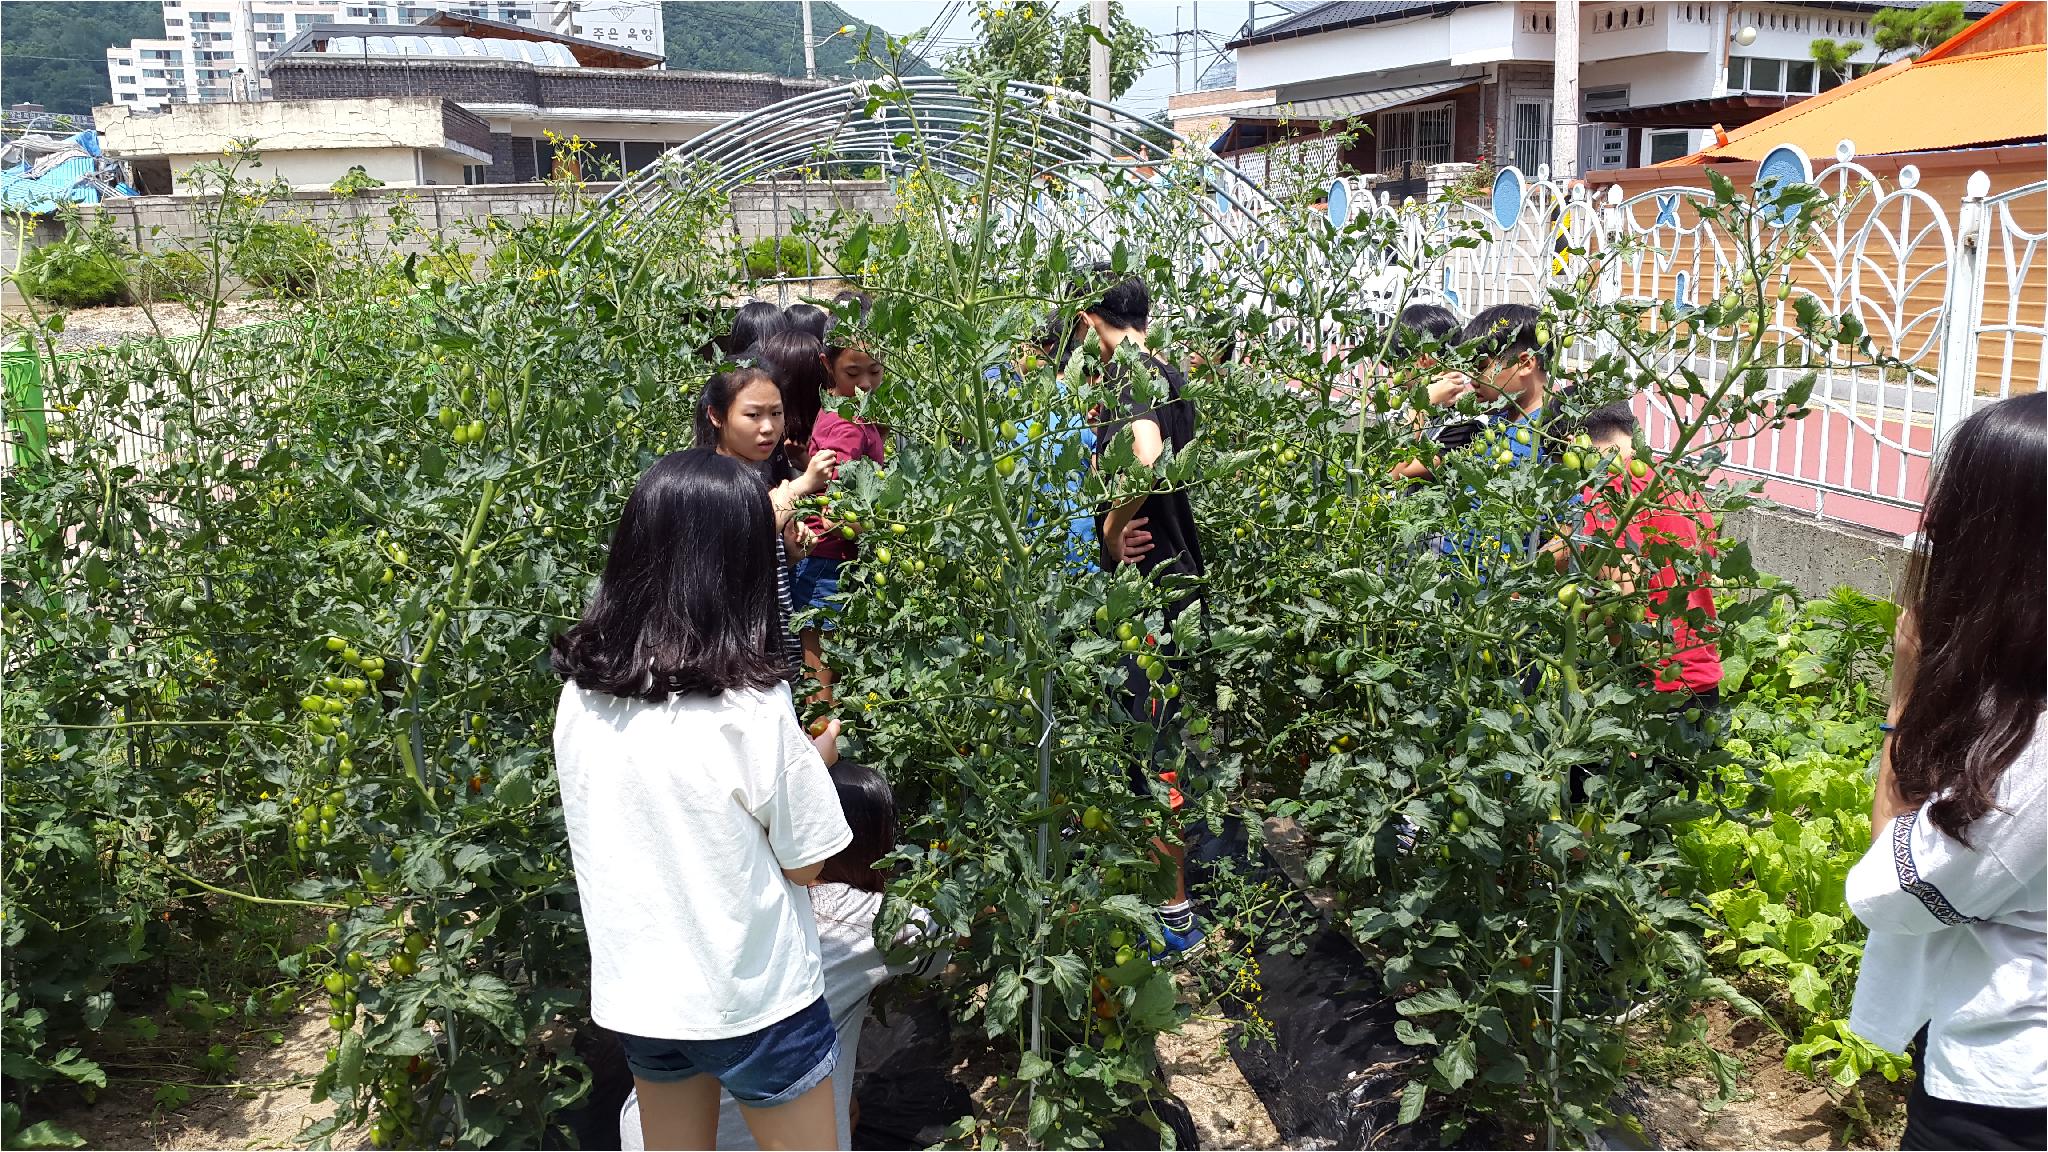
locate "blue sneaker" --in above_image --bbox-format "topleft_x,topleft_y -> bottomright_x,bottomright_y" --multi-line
1155,916 -> 1207,960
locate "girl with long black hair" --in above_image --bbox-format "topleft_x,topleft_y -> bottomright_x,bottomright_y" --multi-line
756,329 -> 830,469
1847,390 -> 2046,1149
552,448 -> 850,1151
696,367 -> 838,679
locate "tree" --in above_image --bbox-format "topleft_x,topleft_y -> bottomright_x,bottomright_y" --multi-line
0,2 -> 161,116
946,1 -> 1154,100
1872,1 -> 1970,59
659,2 -> 929,78
1808,37 -> 1866,87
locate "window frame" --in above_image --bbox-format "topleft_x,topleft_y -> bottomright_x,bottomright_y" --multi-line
1375,99 -> 1457,175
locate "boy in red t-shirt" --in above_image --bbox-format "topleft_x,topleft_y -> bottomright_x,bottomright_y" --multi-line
1569,403 -> 1724,706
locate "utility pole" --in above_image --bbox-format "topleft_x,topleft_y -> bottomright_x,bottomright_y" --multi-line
1090,0 -> 1111,104
801,0 -> 818,79
1191,0 -> 1200,92
1174,7 -> 1182,93
1552,0 -> 1580,179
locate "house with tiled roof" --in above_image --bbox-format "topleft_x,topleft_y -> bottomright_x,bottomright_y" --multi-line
1665,0 -> 2043,163
1169,1 -> 1997,192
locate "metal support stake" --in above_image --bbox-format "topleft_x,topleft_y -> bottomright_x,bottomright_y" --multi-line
1547,900 -> 1566,1150
1932,170 -> 1993,452
1027,667 -> 1056,1142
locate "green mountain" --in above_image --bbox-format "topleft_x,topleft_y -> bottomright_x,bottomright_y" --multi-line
661,1 -> 929,78
0,1 -> 161,117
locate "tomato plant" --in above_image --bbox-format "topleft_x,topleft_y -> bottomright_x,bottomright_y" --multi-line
3,96 -> 1892,1152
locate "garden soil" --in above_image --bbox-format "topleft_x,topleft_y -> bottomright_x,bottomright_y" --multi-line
33,301 -> 279,351
39,1001 -> 363,1150
1629,1003 -> 1904,1151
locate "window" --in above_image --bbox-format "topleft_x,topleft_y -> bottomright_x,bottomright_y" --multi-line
1730,56 -> 1824,96
1584,87 -> 1628,170
1377,102 -> 1455,173
623,141 -> 665,171
1649,130 -> 1692,164
1511,99 -> 1551,175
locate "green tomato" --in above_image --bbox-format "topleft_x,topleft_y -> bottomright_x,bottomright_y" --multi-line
1562,450 -> 1583,471
1115,622 -> 1136,642
1630,457 -> 1649,478
1108,929 -> 1128,949
994,455 -> 1017,478
1557,584 -> 1581,607
323,972 -> 347,995
874,547 -> 892,565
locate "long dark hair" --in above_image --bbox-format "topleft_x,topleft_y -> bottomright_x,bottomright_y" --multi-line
756,330 -> 829,451
815,759 -> 896,893
550,449 -> 786,701
725,300 -> 788,358
1892,391 -> 2046,844
825,290 -> 873,365
783,302 -> 830,341
694,367 -> 798,484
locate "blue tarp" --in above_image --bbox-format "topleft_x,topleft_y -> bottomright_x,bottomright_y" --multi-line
1,131 -> 135,214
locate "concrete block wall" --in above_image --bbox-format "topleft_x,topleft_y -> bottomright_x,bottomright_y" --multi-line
10,179 -> 900,278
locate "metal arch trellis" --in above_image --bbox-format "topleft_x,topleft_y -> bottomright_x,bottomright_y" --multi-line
570,76 -> 1287,279
562,76 -> 1296,1100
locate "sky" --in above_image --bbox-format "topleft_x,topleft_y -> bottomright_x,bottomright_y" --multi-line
838,0 -> 1253,116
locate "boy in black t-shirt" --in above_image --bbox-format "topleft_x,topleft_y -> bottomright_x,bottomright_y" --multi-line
1083,273 -> 1207,957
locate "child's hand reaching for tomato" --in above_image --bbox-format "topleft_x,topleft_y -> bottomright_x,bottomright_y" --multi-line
808,716 -> 840,766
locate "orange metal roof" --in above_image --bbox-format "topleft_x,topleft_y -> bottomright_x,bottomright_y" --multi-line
1672,42 -> 2046,164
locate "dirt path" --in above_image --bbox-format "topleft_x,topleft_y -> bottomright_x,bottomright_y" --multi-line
1631,1004 -> 1904,1151
1157,1011 -> 1282,1149
43,1005 -> 364,1151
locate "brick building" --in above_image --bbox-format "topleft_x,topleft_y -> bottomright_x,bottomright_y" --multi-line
263,14 -> 825,183
98,12 -> 825,190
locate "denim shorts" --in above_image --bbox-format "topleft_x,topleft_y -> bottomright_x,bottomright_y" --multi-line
615,996 -> 836,1106
789,556 -> 845,631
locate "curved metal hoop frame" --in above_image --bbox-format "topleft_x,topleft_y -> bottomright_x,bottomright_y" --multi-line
575,76 -> 1282,261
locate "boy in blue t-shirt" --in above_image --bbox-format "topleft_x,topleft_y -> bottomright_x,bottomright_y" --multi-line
1439,304 -> 1570,561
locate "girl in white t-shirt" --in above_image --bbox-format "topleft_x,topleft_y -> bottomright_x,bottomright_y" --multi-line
1848,392 -> 2046,1149
552,447 -> 852,1150
618,759 -> 951,1151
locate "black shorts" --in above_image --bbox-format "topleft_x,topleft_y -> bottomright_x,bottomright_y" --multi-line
1118,651 -> 1184,801
1904,1030 -> 2047,1150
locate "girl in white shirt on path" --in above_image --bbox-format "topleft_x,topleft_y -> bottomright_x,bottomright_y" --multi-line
1847,391 -> 2046,1150
552,448 -> 851,1150
618,759 -> 951,1151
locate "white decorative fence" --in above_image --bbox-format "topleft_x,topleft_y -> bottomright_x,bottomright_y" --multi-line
1331,140 -> 2047,536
